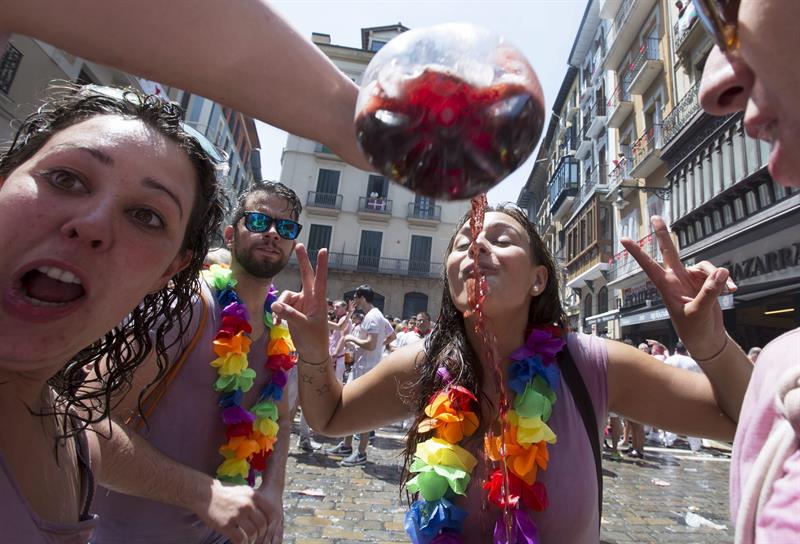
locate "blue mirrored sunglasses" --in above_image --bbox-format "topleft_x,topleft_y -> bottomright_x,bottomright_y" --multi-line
81,84 -> 227,164
242,211 -> 302,240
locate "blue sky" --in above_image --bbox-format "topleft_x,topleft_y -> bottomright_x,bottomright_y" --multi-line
257,0 -> 587,204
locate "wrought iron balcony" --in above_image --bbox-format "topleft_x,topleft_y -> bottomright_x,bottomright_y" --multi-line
626,38 -> 662,95
548,157 -> 580,216
407,202 -> 441,221
630,124 -> 663,178
608,149 -> 633,189
662,82 -> 700,144
580,164 -> 608,204
358,196 -> 393,215
306,191 -> 342,210
302,250 -> 443,279
607,232 -> 662,284
606,78 -> 633,128
673,9 -> 700,52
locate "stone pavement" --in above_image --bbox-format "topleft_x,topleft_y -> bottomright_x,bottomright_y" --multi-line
283,419 -> 733,543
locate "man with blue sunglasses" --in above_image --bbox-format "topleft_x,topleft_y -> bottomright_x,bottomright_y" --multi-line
92,181 -> 305,544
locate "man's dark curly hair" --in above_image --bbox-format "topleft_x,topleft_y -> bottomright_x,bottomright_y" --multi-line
0,82 -> 226,439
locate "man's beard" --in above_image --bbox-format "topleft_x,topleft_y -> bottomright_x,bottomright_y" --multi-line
234,242 -> 289,279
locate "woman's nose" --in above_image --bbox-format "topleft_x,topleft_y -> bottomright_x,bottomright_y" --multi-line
698,46 -> 755,116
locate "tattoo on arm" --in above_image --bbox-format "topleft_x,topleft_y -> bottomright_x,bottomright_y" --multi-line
316,384 -> 331,396
301,374 -> 314,384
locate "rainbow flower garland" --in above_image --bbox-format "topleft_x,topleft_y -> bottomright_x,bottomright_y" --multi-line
404,327 -> 565,544
203,264 -> 297,486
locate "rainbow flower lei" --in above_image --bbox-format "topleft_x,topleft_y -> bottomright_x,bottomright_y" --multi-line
202,264 -> 297,486
404,327 -> 565,544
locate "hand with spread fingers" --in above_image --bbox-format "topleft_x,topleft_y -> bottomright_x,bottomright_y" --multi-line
271,244 -> 330,363
620,215 -> 737,359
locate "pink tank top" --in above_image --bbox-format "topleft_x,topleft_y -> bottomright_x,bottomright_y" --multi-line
92,281 -> 282,544
458,332 -> 608,543
0,421 -> 98,543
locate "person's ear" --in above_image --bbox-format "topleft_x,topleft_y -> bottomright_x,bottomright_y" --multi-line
530,265 -> 548,296
148,250 -> 193,294
224,225 -> 234,248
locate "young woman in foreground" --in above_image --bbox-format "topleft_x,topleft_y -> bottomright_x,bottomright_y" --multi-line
275,205 -> 751,543
0,84 -> 224,542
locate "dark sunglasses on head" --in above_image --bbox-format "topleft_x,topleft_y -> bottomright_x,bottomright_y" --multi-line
694,0 -> 741,52
81,84 -> 227,164
242,211 -> 302,240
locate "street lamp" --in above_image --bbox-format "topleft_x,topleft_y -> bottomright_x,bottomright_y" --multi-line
614,185 -> 671,201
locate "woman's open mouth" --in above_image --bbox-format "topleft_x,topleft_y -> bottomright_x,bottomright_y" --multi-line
3,264 -> 88,322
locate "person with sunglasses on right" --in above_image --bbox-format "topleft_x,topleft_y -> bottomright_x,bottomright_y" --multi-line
622,2 -> 800,543
91,181 -> 306,544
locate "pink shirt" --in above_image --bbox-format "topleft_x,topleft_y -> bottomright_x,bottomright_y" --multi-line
459,332 -> 608,543
730,327 -> 800,542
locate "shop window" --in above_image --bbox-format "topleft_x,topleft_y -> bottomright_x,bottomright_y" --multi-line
597,286 -> 609,315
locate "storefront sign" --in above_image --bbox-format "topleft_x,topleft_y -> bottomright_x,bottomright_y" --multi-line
721,242 -> 800,284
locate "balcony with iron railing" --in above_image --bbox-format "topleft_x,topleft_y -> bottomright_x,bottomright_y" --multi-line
357,196 -> 393,220
577,112 -> 593,158
548,156 -> 580,219
604,0 -> 657,70
630,124 -> 664,178
662,82 -> 701,145
0,43 -> 23,95
607,232 -> 662,286
606,78 -> 633,128
673,7 -> 702,54
626,38 -> 662,95
407,202 -> 442,223
566,240 -> 615,287
586,100 -> 607,138
306,191 -> 343,216
300,251 -> 443,279
579,164 -> 609,205
608,149 -> 634,190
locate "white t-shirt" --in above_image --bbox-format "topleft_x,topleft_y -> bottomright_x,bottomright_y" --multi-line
396,330 -> 423,349
664,353 -> 702,373
354,307 -> 387,369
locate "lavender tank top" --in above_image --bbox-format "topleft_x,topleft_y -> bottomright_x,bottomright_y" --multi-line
92,280 -> 290,544
0,421 -> 98,543
458,332 -> 608,543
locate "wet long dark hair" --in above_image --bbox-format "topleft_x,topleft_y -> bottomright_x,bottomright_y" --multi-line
401,204 -> 568,487
0,82 -> 226,439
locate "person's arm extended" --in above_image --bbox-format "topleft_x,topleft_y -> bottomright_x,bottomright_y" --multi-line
607,340 -> 737,440
345,331 -> 378,352
1,0 -> 371,169
96,419 -> 275,544
272,246 -> 415,436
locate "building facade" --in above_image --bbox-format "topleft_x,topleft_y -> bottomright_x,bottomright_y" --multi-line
520,0 -> 797,350
274,25 -> 472,319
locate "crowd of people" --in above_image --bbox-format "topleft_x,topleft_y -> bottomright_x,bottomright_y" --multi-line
0,0 -> 797,543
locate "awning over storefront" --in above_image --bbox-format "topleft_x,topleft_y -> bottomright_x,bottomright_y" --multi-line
620,295 -> 733,327
584,308 -> 620,326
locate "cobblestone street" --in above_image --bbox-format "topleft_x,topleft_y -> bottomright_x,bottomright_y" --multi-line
283,419 -> 734,543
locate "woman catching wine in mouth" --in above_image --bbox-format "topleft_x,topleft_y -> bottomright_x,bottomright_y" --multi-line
274,203 -> 751,543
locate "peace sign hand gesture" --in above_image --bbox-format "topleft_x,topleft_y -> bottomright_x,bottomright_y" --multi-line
271,244 -> 330,363
620,216 -> 737,359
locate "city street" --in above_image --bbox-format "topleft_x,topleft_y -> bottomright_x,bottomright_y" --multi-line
283,418 -> 734,543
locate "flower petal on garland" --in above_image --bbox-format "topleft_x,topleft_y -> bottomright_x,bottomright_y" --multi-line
217,287 -> 239,308
483,470 -> 549,512
216,457 -> 249,480
221,301 -> 249,322
508,356 -> 560,395
423,393 -> 479,443
414,438 -> 477,473
266,354 -> 296,372
222,405 -> 255,425
251,400 -> 278,421
509,328 -> 565,366
513,382 -> 553,421
260,383 -> 283,402
405,498 -> 467,544
492,509 -> 540,544
253,417 -> 279,437
408,457 -> 472,500
213,331 -> 252,357
430,534 -> 463,544
202,264 -> 236,291
220,315 -> 252,335
507,411 -> 556,446
218,390 -> 243,408
485,429 -> 549,485
213,368 -> 256,392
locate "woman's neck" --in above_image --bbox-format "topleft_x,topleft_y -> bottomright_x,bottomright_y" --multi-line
464,310 -> 528,367
0,365 -> 53,416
